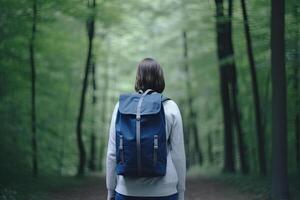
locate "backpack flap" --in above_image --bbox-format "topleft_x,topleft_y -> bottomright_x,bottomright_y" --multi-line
118,92 -> 162,115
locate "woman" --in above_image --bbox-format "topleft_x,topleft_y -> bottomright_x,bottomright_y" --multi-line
106,58 -> 186,200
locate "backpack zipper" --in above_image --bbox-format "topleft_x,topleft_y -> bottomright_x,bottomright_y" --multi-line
119,135 -> 124,164
153,135 -> 158,165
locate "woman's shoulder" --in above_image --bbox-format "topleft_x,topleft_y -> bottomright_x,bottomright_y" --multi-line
163,99 -> 181,115
163,98 -> 177,106
113,96 -> 180,115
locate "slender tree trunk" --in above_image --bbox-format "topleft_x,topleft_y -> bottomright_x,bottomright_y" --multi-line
58,115 -> 67,175
76,0 -> 96,176
98,65 -> 109,171
180,0 -> 192,169
59,130 -> 66,175
182,30 -> 203,166
227,0 -> 249,174
215,0 -> 235,172
271,0 -> 289,198
292,2 -> 300,171
99,36 -> 109,171
231,85 -> 249,174
88,133 -> 96,171
29,0 -> 38,177
241,0 -> 267,175
240,0 -> 266,175
190,112 -> 203,165
207,134 -> 214,164
58,84 -> 72,175
222,75 -> 235,172
88,61 -> 97,171
296,113 -> 300,171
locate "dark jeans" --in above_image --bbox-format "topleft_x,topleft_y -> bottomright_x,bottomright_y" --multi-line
115,192 -> 178,200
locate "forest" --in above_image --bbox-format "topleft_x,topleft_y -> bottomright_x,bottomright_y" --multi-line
0,0 -> 299,199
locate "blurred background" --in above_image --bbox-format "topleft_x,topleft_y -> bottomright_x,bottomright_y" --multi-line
0,0 -> 299,199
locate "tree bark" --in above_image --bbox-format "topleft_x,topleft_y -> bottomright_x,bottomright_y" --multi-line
29,0 -> 38,177
58,84 -> 72,175
271,0 -> 289,198
240,0 -> 266,175
76,0 -> 96,176
88,133 -> 96,171
182,30 -> 203,166
88,61 -> 97,171
227,0 -> 249,174
231,84 -> 249,174
207,134 -> 214,164
215,0 -> 235,173
98,35 -> 110,171
292,2 -> 300,171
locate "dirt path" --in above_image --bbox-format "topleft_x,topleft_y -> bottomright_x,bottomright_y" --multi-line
47,176 -> 255,200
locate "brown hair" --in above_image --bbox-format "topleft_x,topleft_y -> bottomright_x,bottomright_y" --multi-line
134,58 -> 165,93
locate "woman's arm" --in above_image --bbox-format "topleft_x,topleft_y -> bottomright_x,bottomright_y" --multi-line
169,102 -> 186,200
106,102 -> 119,200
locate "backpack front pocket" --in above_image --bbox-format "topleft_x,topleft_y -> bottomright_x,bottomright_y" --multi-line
153,135 -> 158,165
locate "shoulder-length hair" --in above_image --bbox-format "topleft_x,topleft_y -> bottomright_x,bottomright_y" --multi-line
134,58 -> 165,93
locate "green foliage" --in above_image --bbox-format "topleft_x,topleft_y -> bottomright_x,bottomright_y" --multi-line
0,0 -> 299,198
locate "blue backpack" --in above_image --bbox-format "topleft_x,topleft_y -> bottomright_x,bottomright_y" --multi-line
115,89 -> 169,177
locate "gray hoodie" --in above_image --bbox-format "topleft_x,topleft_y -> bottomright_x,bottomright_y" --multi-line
106,100 -> 186,200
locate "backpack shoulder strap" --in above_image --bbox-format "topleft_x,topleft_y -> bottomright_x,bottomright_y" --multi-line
161,96 -> 171,103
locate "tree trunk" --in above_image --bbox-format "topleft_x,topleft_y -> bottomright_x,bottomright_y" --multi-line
58,84 -> 72,175
76,0 -> 96,176
88,62 -> 97,171
215,0 -> 235,173
207,134 -> 214,164
88,133 -> 96,171
292,2 -> 300,171
227,0 -> 249,174
190,112 -> 203,165
98,64 -> 108,171
29,0 -> 38,177
240,0 -> 266,175
182,30 -> 203,166
271,0 -> 289,198
98,35 -> 110,171
231,84 -> 249,174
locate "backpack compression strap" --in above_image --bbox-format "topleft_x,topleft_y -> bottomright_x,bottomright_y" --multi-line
136,89 -> 153,175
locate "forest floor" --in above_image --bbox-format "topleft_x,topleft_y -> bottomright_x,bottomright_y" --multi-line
46,175 -> 257,200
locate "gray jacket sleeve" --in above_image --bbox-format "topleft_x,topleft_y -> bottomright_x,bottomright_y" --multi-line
106,102 -> 119,200
169,102 -> 186,200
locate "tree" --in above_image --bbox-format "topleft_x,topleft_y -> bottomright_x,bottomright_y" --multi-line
29,0 -> 38,177
88,61 -> 97,171
215,0 -> 235,172
182,30 -> 203,166
271,0 -> 289,198
207,134 -> 214,164
291,0 -> 300,171
98,37 -> 110,171
240,0 -> 266,175
76,0 -> 96,175
227,0 -> 249,174
215,0 -> 244,173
